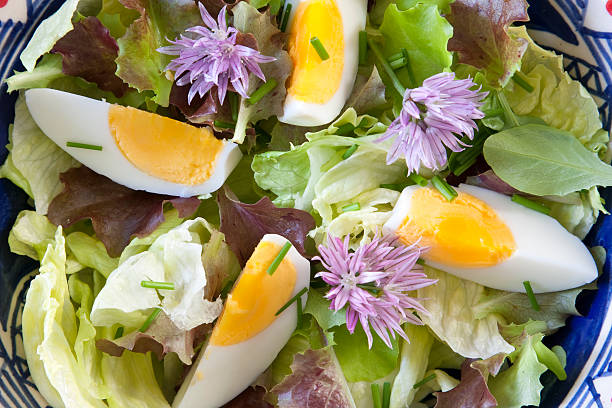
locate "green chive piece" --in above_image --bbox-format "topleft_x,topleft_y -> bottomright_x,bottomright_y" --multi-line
512,72 -> 534,93
66,141 -> 103,151
276,0 -> 285,21
523,281 -> 541,311
335,122 -> 355,136
341,203 -> 360,212
409,173 -> 428,187
359,31 -> 368,65
229,92 -> 239,121
342,144 -> 358,160
214,120 -> 236,129
114,326 -> 124,339
267,241 -> 293,275
511,194 -> 551,215
141,280 -> 175,290
139,308 -> 162,332
387,52 -> 403,62
431,175 -> 458,202
401,48 -> 416,87
416,258 -> 426,266
310,37 -> 330,60
371,384 -> 382,408
280,3 -> 292,32
413,373 -> 436,389
248,78 -> 278,105
389,56 -> 407,70
382,382 -> 391,408
367,37 -> 406,97
276,287 -> 309,316
296,295 -> 303,327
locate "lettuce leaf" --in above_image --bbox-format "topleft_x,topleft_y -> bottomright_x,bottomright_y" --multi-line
9,210 -> 58,260
433,360 -> 497,408
0,94 -> 79,214
66,231 -> 119,278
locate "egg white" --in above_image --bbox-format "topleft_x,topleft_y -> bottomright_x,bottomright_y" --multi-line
383,184 -> 598,293
278,0 -> 367,126
25,88 -> 242,197
172,234 -> 310,408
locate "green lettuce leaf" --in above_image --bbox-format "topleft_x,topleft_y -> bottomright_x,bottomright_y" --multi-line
418,266 -> 514,359
249,0 -> 283,14
548,187 -> 605,239
378,3 -> 453,89
66,232 -> 119,278
0,94 -> 78,214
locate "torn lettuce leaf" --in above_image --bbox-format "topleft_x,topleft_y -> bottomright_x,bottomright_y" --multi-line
66,231 -> 119,278
433,359 -> 497,408
0,94 -> 79,214
91,218 -> 223,330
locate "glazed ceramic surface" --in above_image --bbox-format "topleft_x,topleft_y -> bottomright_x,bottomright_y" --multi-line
0,0 -> 611,407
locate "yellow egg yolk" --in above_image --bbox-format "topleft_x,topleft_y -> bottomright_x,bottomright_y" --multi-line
396,188 -> 516,268
286,0 -> 344,104
209,241 -> 297,346
108,105 -> 224,186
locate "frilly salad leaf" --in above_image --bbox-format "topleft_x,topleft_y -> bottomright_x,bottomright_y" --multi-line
115,0 -> 202,106
0,94 -> 79,214
504,27 -> 608,158
345,67 -> 387,115
433,359 -> 497,408
217,186 -> 315,266
447,0 -> 529,87
378,3 -> 453,89
51,16 -> 130,97
418,266 -> 514,359
47,166 -> 200,257
483,124 -> 612,196
232,2 -> 292,144
272,349 -> 357,408
91,218 -> 224,330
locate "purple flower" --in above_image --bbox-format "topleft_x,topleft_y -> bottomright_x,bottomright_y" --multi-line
157,4 -> 275,104
377,72 -> 488,173
314,235 -> 437,348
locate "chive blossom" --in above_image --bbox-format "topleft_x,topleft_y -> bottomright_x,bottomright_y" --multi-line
409,173 -> 428,187
276,287 -> 309,316
512,72 -> 534,93
523,281 -> 540,311
341,203 -> 360,212
511,194 -> 550,215
342,144 -> 358,160
280,3 -> 292,32
413,373 -> 436,389
114,326 -> 124,339
66,141 -> 103,151
267,241 -> 293,275
310,37 -> 330,61
382,382 -> 391,408
141,280 -> 175,290
248,78 -> 278,105
431,175 -> 458,202
371,383 -> 382,408
359,31 -> 368,65
214,120 -> 236,129
139,308 -> 162,332
367,37 -> 405,97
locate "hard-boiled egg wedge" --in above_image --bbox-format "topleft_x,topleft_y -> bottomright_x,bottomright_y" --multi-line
173,234 -> 310,408
278,0 -> 367,126
383,184 -> 598,293
25,88 -> 241,197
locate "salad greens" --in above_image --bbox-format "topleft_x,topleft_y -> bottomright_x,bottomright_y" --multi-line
2,0 -> 611,407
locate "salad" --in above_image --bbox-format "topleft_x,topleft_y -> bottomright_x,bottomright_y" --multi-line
2,0 -> 611,407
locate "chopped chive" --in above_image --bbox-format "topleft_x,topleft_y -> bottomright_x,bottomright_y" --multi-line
359,31 -> 368,65
141,280 -> 175,290
401,48 -> 416,87
214,120 -> 236,129
382,382 -> 391,408
336,122 -> 355,136
267,241 -> 292,275
139,307 -> 162,332
371,383 -> 382,408
523,281 -> 541,311
512,72 -> 534,93
416,258 -> 426,266
388,52 -> 403,62
431,175 -> 458,202
114,326 -> 124,339
342,144 -> 358,160
511,194 -> 551,215
229,92 -> 239,121
409,173 -> 428,187
276,0 -> 285,21
248,78 -> 278,105
389,56 -> 407,70
341,203 -> 360,212
310,37 -> 330,61
66,141 -> 103,151
276,287 -> 309,316
280,3 -> 292,32
296,295 -> 303,327
367,37 -> 406,97
413,373 -> 436,389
